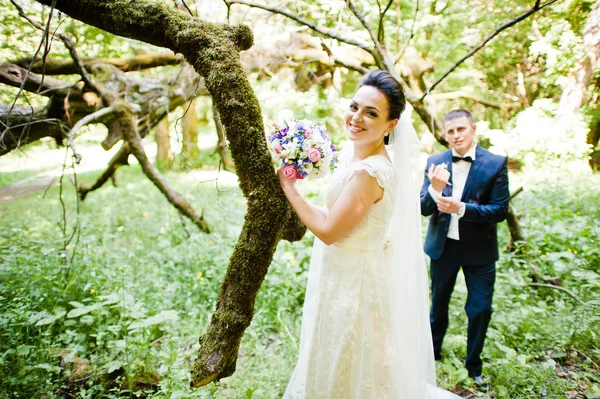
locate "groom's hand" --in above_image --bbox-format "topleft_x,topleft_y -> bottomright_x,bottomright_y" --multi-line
437,197 -> 461,214
428,164 -> 450,192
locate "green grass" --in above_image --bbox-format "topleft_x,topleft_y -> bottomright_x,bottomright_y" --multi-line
0,165 -> 599,398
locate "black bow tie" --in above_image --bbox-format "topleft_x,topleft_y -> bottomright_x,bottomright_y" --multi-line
452,156 -> 473,163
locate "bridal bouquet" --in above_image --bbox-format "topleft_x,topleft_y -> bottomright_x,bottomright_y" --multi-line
268,119 -> 338,179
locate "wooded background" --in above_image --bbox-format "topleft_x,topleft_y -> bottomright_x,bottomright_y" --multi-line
1,0 -> 599,398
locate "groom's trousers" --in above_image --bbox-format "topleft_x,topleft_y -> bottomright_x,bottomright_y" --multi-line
429,238 -> 496,377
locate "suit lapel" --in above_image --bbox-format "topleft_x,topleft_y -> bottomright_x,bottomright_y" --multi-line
461,145 -> 484,201
442,150 -> 453,197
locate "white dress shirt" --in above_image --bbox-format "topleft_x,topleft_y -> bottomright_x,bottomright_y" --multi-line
427,144 -> 477,240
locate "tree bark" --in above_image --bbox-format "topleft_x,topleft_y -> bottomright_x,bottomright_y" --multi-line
14,53 -> 184,75
213,102 -> 234,170
588,117 -> 600,170
506,187 -> 526,252
0,62 -> 80,99
155,117 -> 171,168
0,105 -> 66,156
182,98 -> 200,159
78,144 -> 131,200
33,0 -> 305,386
555,0 -> 600,121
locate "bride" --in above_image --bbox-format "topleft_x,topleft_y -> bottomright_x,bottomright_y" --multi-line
278,70 -> 461,398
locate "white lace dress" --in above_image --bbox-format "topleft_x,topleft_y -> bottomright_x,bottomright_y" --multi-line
284,155 -> 461,399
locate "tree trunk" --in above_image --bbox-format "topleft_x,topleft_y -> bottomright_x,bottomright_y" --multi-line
213,102 -> 234,170
182,99 -> 200,159
555,0 -> 600,121
588,117 -> 600,170
33,0 -> 305,386
506,187 -> 526,252
155,117 -> 171,168
506,205 -> 526,251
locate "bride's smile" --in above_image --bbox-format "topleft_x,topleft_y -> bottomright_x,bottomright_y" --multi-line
344,85 -> 396,152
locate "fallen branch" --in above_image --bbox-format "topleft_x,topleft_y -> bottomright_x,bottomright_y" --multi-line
529,283 -> 584,305
510,186 -> 524,201
14,53 -> 185,75
0,62 -> 76,98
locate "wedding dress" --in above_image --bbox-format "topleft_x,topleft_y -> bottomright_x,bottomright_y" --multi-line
284,112 -> 461,399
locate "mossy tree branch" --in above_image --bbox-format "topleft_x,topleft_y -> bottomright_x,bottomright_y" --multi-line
33,0 -> 306,385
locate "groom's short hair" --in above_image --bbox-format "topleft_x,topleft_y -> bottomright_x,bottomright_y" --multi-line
444,109 -> 474,124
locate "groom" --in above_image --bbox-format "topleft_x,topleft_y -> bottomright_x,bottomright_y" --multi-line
420,109 -> 509,386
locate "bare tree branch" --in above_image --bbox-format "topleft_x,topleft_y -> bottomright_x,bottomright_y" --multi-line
225,0 -> 374,53
14,53 -> 185,75
6,0 -> 57,119
510,186 -> 524,200
395,0 -> 420,64
529,283 -> 584,305
421,0 -> 560,100
77,143 -> 130,200
346,0 -> 386,68
0,63 -> 76,97
319,40 -> 370,74
112,102 -> 211,232
428,90 -> 521,110
67,106 -> 115,162
11,0 -> 98,91
377,0 -> 394,43
179,0 -> 194,16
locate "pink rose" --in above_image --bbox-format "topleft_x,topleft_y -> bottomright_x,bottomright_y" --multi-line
283,165 -> 297,179
273,143 -> 283,153
304,128 -> 312,138
308,148 -> 322,162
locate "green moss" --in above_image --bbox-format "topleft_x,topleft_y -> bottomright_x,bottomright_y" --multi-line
40,0 -> 304,386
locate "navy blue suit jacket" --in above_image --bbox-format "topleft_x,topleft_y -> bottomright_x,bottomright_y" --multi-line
420,146 -> 510,264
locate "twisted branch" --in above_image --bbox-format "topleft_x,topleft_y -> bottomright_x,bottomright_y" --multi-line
225,0 -> 374,53
421,0 -> 560,99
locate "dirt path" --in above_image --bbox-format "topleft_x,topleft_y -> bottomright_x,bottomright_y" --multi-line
0,173 -> 60,205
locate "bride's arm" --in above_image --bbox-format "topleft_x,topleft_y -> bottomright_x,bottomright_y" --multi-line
279,168 -> 382,245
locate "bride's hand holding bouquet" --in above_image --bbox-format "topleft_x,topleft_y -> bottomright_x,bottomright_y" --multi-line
268,119 -> 338,188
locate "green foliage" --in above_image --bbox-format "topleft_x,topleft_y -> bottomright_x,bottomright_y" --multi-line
479,99 -> 592,169
1,149 -> 599,398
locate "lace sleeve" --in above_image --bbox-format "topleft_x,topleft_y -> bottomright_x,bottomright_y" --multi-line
347,157 -> 394,192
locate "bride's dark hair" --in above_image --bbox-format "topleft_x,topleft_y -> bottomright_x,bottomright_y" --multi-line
358,70 -> 406,144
